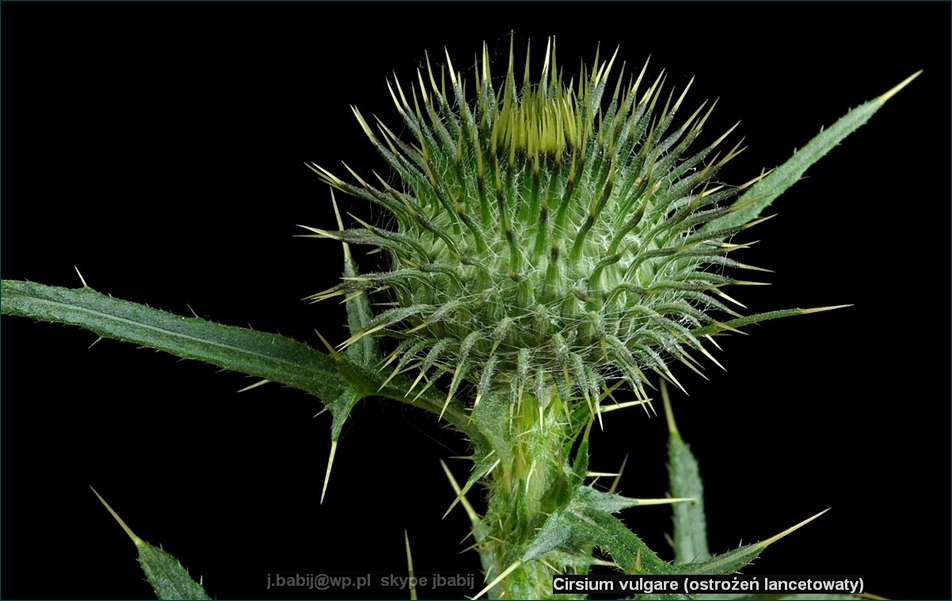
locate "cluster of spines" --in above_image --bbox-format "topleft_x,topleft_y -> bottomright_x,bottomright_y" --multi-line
305,38 -> 773,417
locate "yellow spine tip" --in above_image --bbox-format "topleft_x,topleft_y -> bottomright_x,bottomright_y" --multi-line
762,508 -> 831,547
90,486 -> 142,546
320,439 -> 338,504
73,265 -> 90,288
801,304 -> 854,315
878,70 -> 923,104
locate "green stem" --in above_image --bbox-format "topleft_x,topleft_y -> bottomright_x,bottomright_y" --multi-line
477,388 -> 575,600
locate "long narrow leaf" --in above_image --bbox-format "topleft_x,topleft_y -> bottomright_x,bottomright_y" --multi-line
2,280 -> 357,401
329,189 -> 384,369
701,71 -> 921,236
1,279 -> 488,446
662,380 -> 711,565
671,509 -> 830,576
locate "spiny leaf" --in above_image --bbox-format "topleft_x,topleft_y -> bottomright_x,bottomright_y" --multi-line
701,71 -> 922,237
0,279 -> 374,470
91,487 -> 211,600
522,471 -> 675,575
442,449 -> 498,521
0,280 -> 357,403
671,509 -> 831,576
332,189 -> 383,368
662,379 -> 710,564
0,280 -> 490,490
691,305 -> 852,338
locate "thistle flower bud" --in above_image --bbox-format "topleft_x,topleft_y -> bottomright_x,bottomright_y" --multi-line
310,38 -> 768,413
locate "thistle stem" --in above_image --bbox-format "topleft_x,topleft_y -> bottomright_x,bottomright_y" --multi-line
478,388 -> 576,600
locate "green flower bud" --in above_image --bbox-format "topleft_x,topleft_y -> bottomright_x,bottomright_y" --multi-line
309,39 -> 771,414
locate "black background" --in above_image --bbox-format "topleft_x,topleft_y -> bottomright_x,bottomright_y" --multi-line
2,2 -> 949,600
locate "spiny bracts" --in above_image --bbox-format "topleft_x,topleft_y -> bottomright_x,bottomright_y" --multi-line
306,38 -> 777,417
